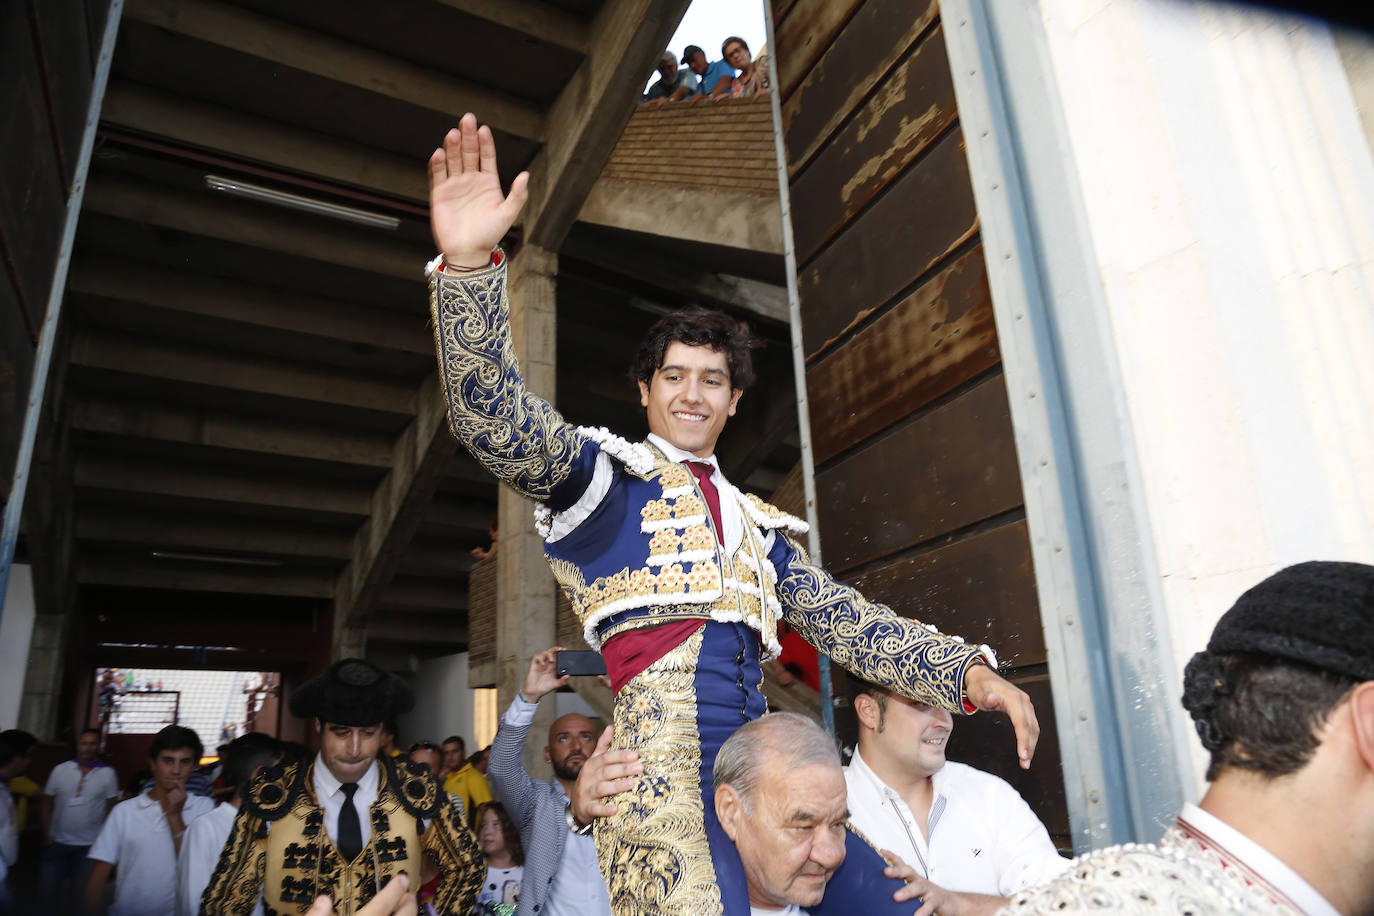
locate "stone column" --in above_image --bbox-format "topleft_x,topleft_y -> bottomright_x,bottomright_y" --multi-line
496,244 -> 559,779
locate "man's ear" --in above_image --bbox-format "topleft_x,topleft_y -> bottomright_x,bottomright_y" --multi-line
714,785 -> 742,842
728,388 -> 742,417
1351,682 -> 1374,774
314,718 -> 323,735
853,694 -> 879,733
638,379 -> 651,408
544,746 -> 552,765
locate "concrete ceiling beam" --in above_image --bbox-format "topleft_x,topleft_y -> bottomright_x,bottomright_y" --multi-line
124,0 -> 545,141
76,510 -> 353,561
78,557 -> 337,598
435,0 -> 588,55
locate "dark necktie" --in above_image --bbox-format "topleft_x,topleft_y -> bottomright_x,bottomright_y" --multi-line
338,782 -> 362,862
686,461 -> 723,544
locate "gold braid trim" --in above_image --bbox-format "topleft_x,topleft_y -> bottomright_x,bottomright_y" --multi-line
428,253 -> 586,500
200,806 -> 268,915
595,629 -> 723,915
423,794 -> 485,915
776,534 -> 983,714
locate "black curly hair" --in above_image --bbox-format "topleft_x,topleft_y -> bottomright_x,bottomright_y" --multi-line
629,307 -> 761,392
1182,651 -> 1356,781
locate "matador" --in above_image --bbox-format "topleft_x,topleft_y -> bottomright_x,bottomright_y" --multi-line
425,114 -> 1040,916
201,659 -> 484,916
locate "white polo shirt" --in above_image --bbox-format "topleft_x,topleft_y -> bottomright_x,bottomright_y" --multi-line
844,750 -> 1069,896
45,760 -> 120,846
176,802 -> 266,916
89,791 -> 215,916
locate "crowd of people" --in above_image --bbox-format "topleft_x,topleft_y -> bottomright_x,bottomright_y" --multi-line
641,39 -> 770,106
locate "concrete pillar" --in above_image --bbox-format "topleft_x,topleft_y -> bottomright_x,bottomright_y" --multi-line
19,612 -> 72,740
496,244 -> 560,779
1,565 -> 37,730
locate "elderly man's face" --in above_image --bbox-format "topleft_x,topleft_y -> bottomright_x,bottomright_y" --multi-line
716,759 -> 849,909
658,56 -> 677,81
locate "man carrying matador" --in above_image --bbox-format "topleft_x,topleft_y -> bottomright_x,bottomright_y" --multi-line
425,114 -> 1039,916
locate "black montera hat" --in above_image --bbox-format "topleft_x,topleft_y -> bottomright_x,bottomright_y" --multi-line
1203,560 -> 1374,681
289,658 -> 415,726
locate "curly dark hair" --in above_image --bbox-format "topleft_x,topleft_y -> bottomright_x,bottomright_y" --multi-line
474,801 -> 525,866
629,307 -> 761,391
1182,651 -> 1356,781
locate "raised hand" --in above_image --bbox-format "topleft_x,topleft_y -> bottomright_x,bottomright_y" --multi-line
522,647 -> 570,703
964,664 -> 1040,769
428,113 -> 529,269
571,726 -> 643,825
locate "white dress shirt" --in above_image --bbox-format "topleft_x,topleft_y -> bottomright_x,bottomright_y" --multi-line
312,752 -> 380,852
844,750 -> 1068,896
1178,803 -> 1339,916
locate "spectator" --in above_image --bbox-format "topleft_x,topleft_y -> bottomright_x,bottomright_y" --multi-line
85,724 -> 215,916
175,732 -> 282,916
471,518 -> 498,561
441,736 -> 493,826
473,802 -> 524,916
469,746 -> 491,777
845,676 -> 1068,915
722,37 -> 770,98
1004,560 -> 1374,915
408,741 -> 442,778
40,727 -> 120,912
642,50 -> 695,107
487,648 -> 609,916
682,44 -> 734,100
0,729 -> 37,912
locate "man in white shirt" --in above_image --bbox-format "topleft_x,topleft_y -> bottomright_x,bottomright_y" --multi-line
41,727 -> 121,910
844,677 -> 1068,915
85,725 -> 215,916
175,732 -> 282,916
1004,560 -> 1374,915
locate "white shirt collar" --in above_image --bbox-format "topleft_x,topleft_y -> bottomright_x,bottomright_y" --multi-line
1180,803 -> 1340,916
312,751 -> 380,798
647,433 -> 720,473
849,747 -> 944,799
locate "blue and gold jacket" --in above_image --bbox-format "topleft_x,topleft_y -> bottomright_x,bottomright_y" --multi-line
429,253 -> 992,712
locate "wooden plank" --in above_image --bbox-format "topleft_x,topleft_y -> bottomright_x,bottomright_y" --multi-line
798,128 -> 977,359
775,0 -> 866,102
0,2 -> 65,326
805,245 -> 1000,463
773,0 -> 802,30
789,25 -> 956,264
124,0 -> 546,141
847,520 -> 1045,668
30,0 -> 93,186
783,0 -> 938,177
814,374 -> 1024,572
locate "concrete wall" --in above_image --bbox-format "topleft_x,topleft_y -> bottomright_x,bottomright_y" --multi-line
0,564 -> 35,729
397,651 -> 477,751
1031,0 -> 1374,786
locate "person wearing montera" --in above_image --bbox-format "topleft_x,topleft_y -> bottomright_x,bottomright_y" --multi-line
471,802 -> 524,916
485,649 -> 608,916
681,44 -> 734,100
41,728 -> 121,910
642,50 -> 695,107
426,114 -> 1037,916
85,725 -> 215,916
722,38 -> 769,99
844,677 -> 1068,916
1004,560 -> 1374,915
200,659 -> 483,916
176,733 -> 283,916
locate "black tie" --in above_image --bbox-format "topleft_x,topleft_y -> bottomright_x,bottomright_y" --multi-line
338,782 -> 362,862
